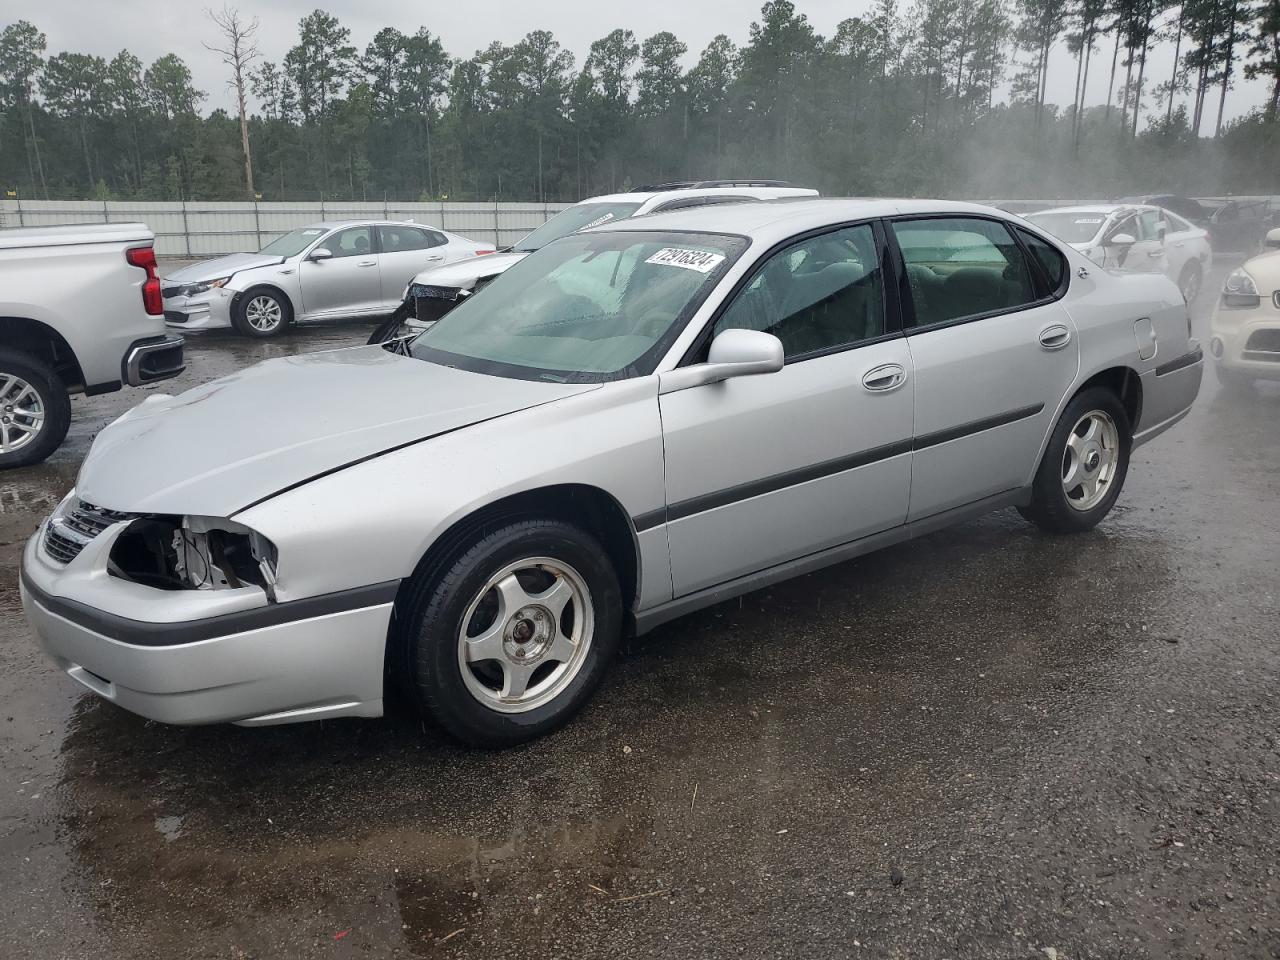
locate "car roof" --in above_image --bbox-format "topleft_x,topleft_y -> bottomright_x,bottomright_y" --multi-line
1029,204 -> 1133,216
591,197 -> 1028,243
301,219 -> 447,231
582,186 -> 819,206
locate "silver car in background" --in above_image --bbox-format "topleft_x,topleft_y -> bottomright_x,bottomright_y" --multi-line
22,199 -> 1201,747
1028,204 -> 1213,303
162,220 -> 493,338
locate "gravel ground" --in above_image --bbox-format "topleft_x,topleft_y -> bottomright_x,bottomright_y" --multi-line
1,261 -> 1277,959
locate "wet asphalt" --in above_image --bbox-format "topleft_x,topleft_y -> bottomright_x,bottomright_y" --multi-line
1,261 -> 1278,960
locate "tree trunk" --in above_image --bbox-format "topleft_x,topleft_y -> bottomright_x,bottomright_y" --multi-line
26,101 -> 47,199
1214,0 -> 1237,137
1131,7 -> 1151,137
236,69 -> 254,198
1167,9 -> 1183,122
1071,29 -> 1087,148
1105,28 -> 1122,120
1076,25 -> 1096,155
80,117 -> 93,192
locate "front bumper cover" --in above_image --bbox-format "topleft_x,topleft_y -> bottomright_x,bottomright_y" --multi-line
20,527 -> 397,726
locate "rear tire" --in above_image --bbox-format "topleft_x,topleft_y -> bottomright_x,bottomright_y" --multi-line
0,348 -> 71,470
401,517 -> 622,747
232,288 -> 292,338
1018,387 -> 1131,534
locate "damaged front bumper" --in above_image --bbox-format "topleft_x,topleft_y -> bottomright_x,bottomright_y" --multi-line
20,504 -> 397,726
162,287 -> 234,331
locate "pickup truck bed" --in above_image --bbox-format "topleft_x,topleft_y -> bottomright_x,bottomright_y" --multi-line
0,222 -> 184,468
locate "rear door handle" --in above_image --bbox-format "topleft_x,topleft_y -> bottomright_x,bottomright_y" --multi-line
425,254 -> 445,261
861,363 -> 907,392
357,260 -> 377,267
1039,323 -> 1072,350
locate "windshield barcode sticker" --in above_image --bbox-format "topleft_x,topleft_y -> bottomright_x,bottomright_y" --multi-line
1074,218 -> 1103,224
581,213 -> 616,230
645,248 -> 726,273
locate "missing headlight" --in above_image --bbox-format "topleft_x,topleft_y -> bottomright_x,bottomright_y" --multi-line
109,516 -> 278,601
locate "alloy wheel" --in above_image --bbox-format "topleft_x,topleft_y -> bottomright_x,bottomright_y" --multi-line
1061,409 -> 1120,511
456,557 -> 594,713
0,373 -> 46,454
245,295 -> 283,332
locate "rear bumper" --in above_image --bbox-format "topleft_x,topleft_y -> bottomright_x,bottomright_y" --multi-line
20,531 -> 393,726
123,335 -> 185,387
1134,345 -> 1202,447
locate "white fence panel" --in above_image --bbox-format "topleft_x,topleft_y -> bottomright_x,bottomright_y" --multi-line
0,199 -> 573,257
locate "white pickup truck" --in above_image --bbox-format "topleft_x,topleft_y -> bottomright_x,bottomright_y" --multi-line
0,222 -> 185,469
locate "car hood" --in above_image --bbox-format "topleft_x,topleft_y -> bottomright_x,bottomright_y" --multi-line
77,345 -> 599,517
410,251 -> 527,288
163,253 -> 286,284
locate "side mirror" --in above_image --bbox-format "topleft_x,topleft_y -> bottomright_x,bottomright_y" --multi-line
308,247 -> 333,261
1107,232 -> 1137,247
658,329 -> 784,395
1265,227 -> 1280,251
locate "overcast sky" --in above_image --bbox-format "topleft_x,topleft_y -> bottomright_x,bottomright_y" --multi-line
21,0 -> 1271,126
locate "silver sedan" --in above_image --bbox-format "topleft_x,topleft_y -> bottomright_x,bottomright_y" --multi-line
161,220 -> 493,337
22,199 -> 1202,747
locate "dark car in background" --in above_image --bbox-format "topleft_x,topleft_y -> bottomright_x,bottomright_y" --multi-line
1123,194 -> 1278,253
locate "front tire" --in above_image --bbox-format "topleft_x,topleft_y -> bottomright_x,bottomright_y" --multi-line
401,518 -> 622,747
0,349 -> 71,470
232,288 -> 292,338
1019,387 -> 1131,534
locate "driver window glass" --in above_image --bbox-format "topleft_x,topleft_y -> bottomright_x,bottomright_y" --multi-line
1107,215 -> 1136,242
713,224 -> 884,359
327,226 -> 373,258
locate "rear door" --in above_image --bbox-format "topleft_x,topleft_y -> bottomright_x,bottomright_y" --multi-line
889,216 -> 1079,520
376,225 -> 451,308
659,222 -> 915,597
298,225 -> 383,317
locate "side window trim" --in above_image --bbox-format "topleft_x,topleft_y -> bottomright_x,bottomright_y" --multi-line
887,213 -> 1060,335
677,217 -> 902,368
1011,225 -> 1071,301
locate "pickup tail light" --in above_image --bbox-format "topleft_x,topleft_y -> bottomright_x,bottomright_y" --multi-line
126,245 -> 163,316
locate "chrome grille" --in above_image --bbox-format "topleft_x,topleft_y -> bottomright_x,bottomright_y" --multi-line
42,500 -> 135,565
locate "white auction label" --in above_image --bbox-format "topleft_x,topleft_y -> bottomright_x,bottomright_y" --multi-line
644,247 -> 726,273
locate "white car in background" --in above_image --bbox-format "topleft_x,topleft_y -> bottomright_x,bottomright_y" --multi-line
369,180 -> 819,342
1027,204 -> 1212,304
1208,228 -> 1280,390
162,220 -> 493,338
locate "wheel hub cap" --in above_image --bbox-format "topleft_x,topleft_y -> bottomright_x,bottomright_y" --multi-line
457,558 -> 595,714
1061,409 -> 1120,512
0,373 -> 46,454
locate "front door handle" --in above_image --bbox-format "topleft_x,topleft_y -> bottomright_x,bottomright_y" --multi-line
425,254 -> 445,262
861,363 -> 907,392
1147,250 -> 1164,259
1039,323 -> 1072,350
357,260 -> 377,268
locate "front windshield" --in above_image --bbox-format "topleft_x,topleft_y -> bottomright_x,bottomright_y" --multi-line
1026,211 -> 1109,244
513,202 -> 644,252
259,227 -> 328,257
410,230 -> 746,382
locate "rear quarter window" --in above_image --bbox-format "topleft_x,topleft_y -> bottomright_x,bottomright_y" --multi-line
1016,228 -> 1069,294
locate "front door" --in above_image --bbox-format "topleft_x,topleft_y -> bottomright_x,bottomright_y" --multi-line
659,222 -> 914,597
890,215 -> 1080,520
299,225 -> 383,317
